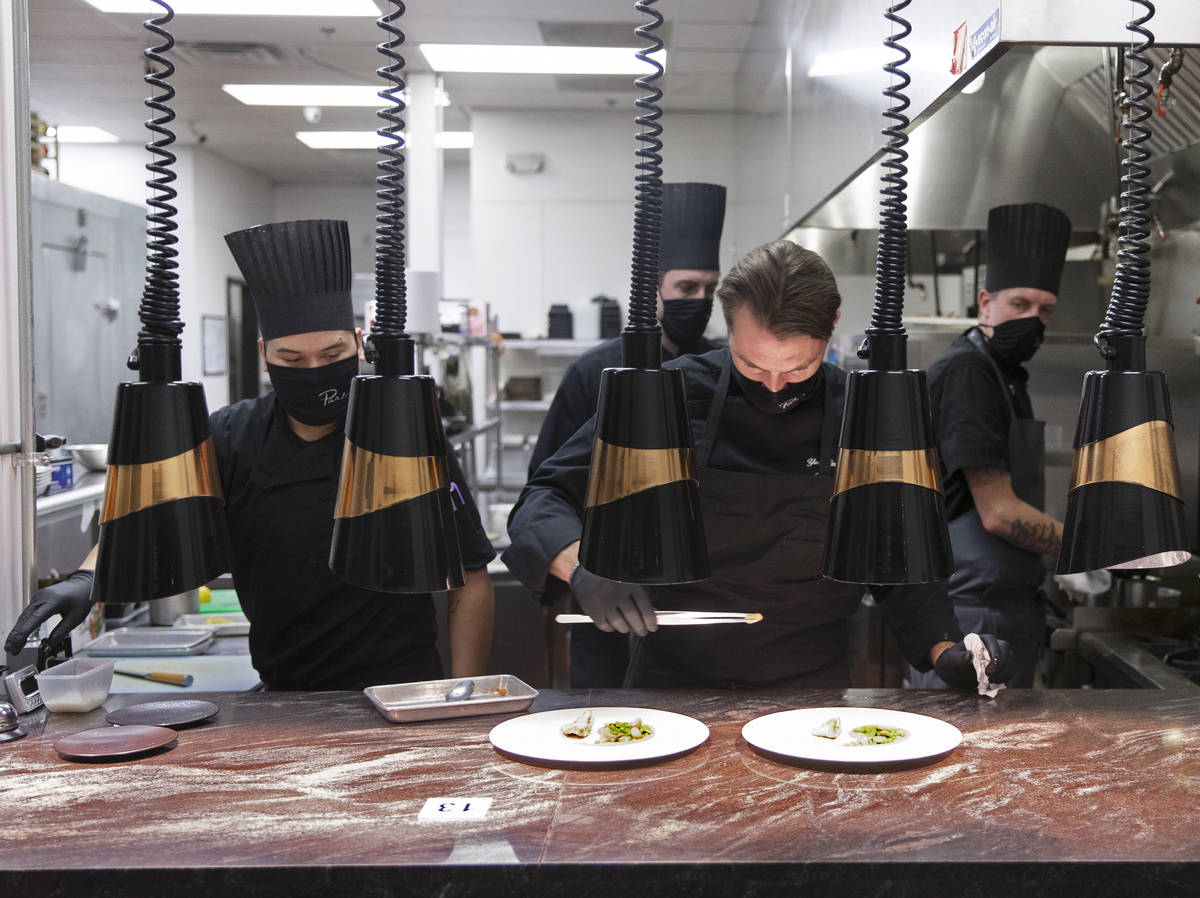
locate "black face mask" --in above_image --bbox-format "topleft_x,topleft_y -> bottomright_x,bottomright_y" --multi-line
987,316 -> 1045,367
267,355 -> 359,426
660,298 -> 713,355
733,364 -> 823,415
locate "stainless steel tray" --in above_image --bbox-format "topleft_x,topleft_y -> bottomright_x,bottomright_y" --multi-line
83,627 -> 215,657
173,612 -> 250,637
365,674 -> 538,723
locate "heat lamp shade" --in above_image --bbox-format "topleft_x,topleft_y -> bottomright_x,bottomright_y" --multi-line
329,374 -> 466,593
93,381 -> 231,603
822,369 -> 954,584
1057,369 -> 1190,573
579,367 -> 709,584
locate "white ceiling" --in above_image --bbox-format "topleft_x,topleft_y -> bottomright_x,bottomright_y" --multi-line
26,0 -> 776,184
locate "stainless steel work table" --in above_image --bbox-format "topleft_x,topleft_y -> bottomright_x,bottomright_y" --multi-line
2,688 -> 1199,896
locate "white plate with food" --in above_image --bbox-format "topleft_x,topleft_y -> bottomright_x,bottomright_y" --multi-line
489,706 -> 709,766
741,707 -> 962,768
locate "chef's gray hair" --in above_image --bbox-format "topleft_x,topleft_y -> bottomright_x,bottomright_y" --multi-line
718,239 -> 841,339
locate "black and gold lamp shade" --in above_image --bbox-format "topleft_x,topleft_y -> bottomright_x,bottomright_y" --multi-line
822,369 -> 954,584
93,381 -> 231,603
329,374 -> 465,593
579,366 -> 709,584
1057,369 -> 1189,573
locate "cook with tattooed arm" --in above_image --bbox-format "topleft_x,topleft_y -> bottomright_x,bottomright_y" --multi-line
910,203 -> 1072,688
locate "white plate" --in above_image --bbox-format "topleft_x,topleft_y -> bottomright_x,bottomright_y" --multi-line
741,707 -> 962,767
173,612 -> 250,637
489,706 -> 709,766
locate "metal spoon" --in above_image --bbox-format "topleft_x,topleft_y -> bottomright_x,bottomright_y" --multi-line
444,679 -> 475,702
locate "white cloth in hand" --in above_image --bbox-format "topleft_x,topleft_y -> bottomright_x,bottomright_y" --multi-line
1054,569 -> 1112,603
964,633 -> 1004,698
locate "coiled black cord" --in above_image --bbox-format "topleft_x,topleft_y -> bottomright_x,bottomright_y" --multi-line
138,0 -> 183,348
626,0 -> 665,334
373,0 -> 408,338
868,0 -> 912,338
1098,0 -> 1154,350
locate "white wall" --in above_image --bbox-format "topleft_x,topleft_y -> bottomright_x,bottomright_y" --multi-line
469,108 -> 787,341
55,144 -> 274,406
443,161 -> 471,301
273,182 -> 377,276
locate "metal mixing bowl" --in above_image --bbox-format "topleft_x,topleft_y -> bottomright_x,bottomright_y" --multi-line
70,444 -> 108,472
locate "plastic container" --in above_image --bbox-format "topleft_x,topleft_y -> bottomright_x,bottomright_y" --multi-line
36,657 -> 115,713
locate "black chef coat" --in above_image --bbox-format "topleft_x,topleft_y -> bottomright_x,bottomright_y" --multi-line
503,347 -> 961,686
210,392 -> 495,691
527,334 -> 719,478
930,329 -> 1035,521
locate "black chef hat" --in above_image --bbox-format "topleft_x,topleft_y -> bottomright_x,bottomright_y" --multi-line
660,182 -> 726,272
224,219 -> 354,341
985,203 -> 1072,295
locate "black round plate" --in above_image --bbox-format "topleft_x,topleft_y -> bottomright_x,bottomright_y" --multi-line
106,699 -> 219,729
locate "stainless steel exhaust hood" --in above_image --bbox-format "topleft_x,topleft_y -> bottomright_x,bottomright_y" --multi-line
790,1 -> 1200,232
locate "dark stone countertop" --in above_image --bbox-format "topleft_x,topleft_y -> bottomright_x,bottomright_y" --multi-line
3,687 -> 1200,897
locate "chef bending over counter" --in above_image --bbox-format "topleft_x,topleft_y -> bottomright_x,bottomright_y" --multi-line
503,239 -> 1017,692
4,219 -> 496,691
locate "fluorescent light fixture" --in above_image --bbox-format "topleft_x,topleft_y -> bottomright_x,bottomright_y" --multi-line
50,125 -> 120,143
296,131 -> 473,150
418,43 -> 664,75
224,84 -> 451,108
808,45 -> 947,78
84,0 -> 377,14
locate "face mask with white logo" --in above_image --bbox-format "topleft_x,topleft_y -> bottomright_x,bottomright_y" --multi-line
267,355 -> 358,425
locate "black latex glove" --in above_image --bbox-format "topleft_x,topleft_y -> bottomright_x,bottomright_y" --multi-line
934,634 -> 1017,690
569,564 -> 657,637
4,569 -> 95,655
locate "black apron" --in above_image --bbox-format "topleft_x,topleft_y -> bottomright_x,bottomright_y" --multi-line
625,356 -> 865,689
910,328 -> 1046,688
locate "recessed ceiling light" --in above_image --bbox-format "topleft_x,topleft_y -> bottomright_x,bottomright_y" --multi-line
84,0 -> 377,14
418,43 -> 664,75
807,45 -> 947,78
50,126 -> 120,143
295,131 -> 473,150
223,84 -> 451,108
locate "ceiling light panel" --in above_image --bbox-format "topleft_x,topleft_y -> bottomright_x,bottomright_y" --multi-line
224,85 -> 450,108
418,44 -> 665,75
84,0 -> 377,14
296,131 -> 473,150
51,126 -> 120,143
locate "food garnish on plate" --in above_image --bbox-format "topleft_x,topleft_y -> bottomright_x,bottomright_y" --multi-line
560,709 -> 593,739
811,716 -> 841,740
847,724 -> 908,746
596,719 -> 653,743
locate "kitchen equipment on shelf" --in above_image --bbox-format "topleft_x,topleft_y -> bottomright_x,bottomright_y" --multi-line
0,702 -> 27,743
53,724 -> 177,762
365,674 -> 537,723
488,706 -> 709,768
35,657 -> 115,713
106,699 -> 218,728
68,443 -> 108,472
114,669 -> 193,687
83,627 -> 213,657
149,589 -> 200,626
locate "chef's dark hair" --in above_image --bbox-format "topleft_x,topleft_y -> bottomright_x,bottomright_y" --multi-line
718,240 -> 840,340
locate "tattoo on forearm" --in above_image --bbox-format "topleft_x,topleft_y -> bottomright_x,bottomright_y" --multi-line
1008,518 -> 1061,554
448,593 -> 462,615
